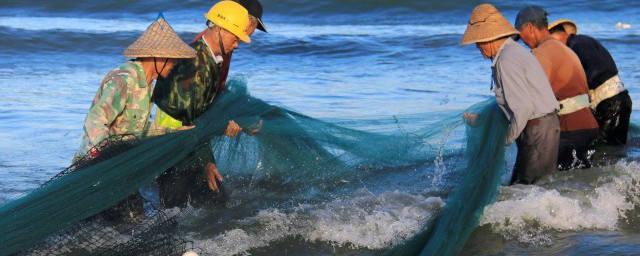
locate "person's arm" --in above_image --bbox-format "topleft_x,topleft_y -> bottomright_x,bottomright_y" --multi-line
83,76 -> 128,147
497,58 -> 536,145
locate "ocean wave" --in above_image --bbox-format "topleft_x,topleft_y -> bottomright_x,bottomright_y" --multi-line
0,16 -> 201,34
0,16 -> 467,37
190,189 -> 443,254
479,161 -> 640,246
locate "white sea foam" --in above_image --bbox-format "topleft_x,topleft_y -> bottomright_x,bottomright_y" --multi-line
479,161 -> 640,245
192,189 -> 443,255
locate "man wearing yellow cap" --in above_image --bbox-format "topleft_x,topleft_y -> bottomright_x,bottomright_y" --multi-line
461,4 -> 560,184
77,15 -> 195,160
152,1 -> 255,208
549,19 -> 632,146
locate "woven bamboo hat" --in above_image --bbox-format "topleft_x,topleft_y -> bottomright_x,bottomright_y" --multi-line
460,4 -> 519,45
549,19 -> 578,35
124,14 -> 196,58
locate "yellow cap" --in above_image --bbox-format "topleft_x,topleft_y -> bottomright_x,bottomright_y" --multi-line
205,1 -> 251,43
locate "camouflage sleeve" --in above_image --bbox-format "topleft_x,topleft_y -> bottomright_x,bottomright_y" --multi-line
153,58 -> 198,124
83,74 -> 129,147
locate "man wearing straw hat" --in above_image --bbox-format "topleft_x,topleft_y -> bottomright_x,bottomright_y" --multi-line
74,15 -> 196,219
515,6 -> 599,170
461,4 -> 560,184
549,19 -> 632,146
152,1 -> 255,208
78,14 -> 195,159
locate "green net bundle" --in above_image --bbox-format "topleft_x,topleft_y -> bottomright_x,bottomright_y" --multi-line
0,77 -> 510,255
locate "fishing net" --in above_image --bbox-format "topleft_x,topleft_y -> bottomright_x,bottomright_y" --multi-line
0,77 -> 510,255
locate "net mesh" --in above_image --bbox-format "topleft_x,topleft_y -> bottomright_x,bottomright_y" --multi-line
1,77 -> 510,255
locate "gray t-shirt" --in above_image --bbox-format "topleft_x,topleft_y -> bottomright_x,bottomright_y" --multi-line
491,38 -> 559,144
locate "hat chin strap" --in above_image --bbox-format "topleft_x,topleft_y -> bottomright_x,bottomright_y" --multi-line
154,57 -> 169,79
217,29 -> 226,56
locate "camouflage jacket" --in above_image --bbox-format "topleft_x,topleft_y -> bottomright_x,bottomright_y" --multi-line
80,61 -> 152,153
153,38 -> 222,126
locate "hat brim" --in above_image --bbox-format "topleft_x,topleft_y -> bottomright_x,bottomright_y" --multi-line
257,18 -> 267,33
549,19 -> 578,35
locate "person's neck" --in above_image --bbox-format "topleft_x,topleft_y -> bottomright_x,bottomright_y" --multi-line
533,29 -> 551,48
489,38 -> 508,58
556,33 -> 569,45
139,59 -> 159,87
203,28 -> 223,56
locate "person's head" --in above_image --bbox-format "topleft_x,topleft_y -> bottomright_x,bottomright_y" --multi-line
124,15 -> 196,79
461,4 -> 519,59
205,1 -> 252,55
514,6 -> 550,49
234,0 -> 267,35
548,19 -> 577,44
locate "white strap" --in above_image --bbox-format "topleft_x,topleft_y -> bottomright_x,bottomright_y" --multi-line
557,94 -> 590,116
589,75 -> 625,109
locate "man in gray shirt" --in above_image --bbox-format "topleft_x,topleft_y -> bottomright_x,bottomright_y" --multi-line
461,4 -> 560,184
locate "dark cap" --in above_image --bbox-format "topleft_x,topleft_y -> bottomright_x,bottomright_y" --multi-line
237,0 -> 267,33
514,6 -> 548,31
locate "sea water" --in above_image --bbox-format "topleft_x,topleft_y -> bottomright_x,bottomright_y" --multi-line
0,0 -> 639,255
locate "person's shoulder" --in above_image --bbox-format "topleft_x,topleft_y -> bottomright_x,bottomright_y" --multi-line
573,34 -> 598,43
102,61 -> 141,88
499,42 -> 533,66
568,34 -> 600,48
536,38 -> 570,59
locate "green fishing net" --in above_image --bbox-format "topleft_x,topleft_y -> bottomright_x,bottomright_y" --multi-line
0,77 -> 509,255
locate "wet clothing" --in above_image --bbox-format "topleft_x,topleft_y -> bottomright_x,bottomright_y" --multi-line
492,38 -> 560,184
531,36 -> 599,132
558,129 -> 598,170
511,113 -> 560,184
593,90 -> 632,145
80,61 -> 152,155
566,34 -> 632,145
158,144 -> 227,208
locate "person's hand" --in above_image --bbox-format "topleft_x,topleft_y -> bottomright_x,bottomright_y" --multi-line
463,113 -> 477,126
244,119 -> 263,135
177,125 -> 195,131
89,148 -> 100,158
204,162 -> 224,192
225,120 -> 242,137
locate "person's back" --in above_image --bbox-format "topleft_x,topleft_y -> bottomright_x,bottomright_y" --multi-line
567,34 -> 618,90
532,37 -> 599,133
555,28 -> 633,146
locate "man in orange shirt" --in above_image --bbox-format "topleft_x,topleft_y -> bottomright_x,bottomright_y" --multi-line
515,6 -> 599,170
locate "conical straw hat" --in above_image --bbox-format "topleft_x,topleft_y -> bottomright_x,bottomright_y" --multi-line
124,15 -> 196,58
460,4 -> 519,45
549,19 -> 578,35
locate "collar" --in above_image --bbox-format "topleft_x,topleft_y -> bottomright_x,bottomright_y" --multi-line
492,38 -> 513,67
201,36 -> 224,65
